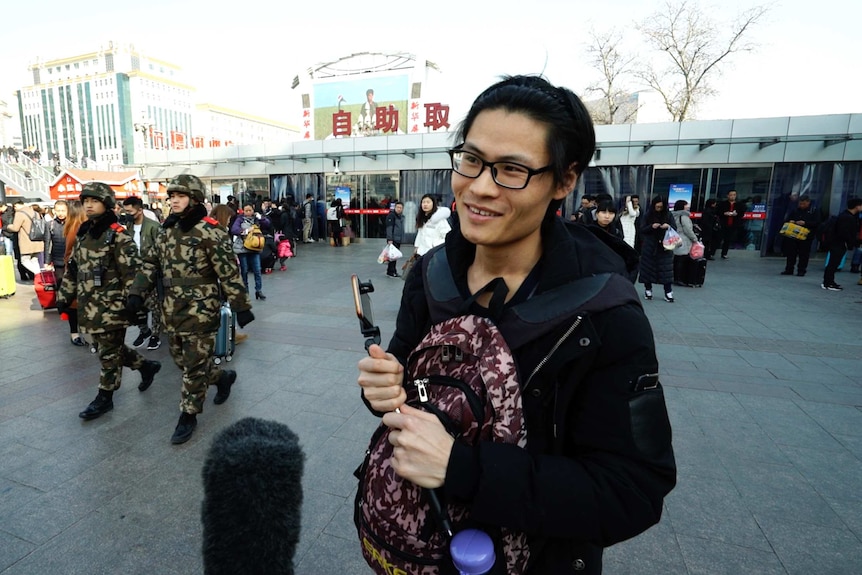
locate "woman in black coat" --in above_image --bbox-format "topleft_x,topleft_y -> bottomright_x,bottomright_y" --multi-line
700,199 -> 719,260
638,196 -> 676,302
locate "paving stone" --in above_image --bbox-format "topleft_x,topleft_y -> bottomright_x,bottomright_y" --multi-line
0,243 -> 860,574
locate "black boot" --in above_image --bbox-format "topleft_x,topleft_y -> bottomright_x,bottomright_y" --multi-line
79,390 -> 114,420
213,370 -> 237,405
171,412 -> 197,444
138,360 -> 162,392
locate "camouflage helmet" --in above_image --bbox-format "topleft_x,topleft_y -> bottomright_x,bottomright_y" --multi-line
79,182 -> 116,209
166,174 -> 206,203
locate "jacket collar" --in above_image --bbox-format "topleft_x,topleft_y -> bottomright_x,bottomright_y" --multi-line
444,215 -> 627,295
163,203 -> 207,232
78,210 -> 118,239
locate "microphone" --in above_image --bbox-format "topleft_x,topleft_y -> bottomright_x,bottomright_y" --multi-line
201,417 -> 305,575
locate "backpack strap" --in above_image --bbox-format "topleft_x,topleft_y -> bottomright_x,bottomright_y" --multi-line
423,245 -> 642,348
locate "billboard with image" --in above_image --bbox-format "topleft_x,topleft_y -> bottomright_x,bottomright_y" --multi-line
313,74 -> 409,140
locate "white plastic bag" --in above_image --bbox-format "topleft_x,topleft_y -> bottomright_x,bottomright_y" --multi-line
377,244 -> 403,264
662,228 -> 683,251
386,244 -> 403,261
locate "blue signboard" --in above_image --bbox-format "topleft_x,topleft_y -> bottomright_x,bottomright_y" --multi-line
668,183 -> 693,206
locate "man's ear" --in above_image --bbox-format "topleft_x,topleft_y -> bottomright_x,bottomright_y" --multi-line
553,163 -> 579,201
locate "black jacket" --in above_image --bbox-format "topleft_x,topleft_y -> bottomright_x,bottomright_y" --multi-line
385,211 -> 404,243
384,218 -> 676,574
784,205 -> 820,242
829,210 -> 861,250
716,199 -> 746,229
44,217 -> 67,268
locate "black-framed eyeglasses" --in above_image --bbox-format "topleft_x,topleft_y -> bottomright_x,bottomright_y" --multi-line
448,148 -> 552,190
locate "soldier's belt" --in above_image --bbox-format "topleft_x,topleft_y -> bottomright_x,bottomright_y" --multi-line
77,271 -> 116,282
161,276 -> 215,287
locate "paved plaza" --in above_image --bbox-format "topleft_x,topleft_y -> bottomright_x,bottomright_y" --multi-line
1,238 -> 861,575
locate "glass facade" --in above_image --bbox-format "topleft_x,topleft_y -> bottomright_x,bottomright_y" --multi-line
263,162 -> 862,254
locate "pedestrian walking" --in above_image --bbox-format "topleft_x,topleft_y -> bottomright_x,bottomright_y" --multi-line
128,175 -> 254,444
56,183 -> 162,420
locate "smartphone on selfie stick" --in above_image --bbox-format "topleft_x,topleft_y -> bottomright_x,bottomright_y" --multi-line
350,274 -> 458,542
351,274 -> 381,351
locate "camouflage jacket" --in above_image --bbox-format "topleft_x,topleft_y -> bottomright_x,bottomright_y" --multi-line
130,204 -> 251,335
57,211 -> 141,334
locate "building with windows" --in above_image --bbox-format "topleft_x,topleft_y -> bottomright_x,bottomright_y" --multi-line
0,99 -> 14,148
140,111 -> 862,257
14,42 -> 299,171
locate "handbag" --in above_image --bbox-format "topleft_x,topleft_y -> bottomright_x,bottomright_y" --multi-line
400,253 -> 418,280
243,225 -> 265,252
689,241 -> 705,259
662,227 -> 683,251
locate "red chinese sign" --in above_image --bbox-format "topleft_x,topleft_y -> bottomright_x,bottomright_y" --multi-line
332,102 -> 449,138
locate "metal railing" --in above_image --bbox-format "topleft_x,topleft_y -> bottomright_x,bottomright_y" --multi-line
0,161 -> 51,201
18,154 -> 57,184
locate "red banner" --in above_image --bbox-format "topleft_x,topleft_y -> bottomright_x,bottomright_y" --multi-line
344,208 -> 390,215
691,212 -> 766,220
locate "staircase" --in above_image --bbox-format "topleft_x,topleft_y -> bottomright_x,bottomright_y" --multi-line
0,158 -> 52,202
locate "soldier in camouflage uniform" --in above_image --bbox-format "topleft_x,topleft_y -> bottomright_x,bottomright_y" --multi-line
128,174 -> 254,445
56,182 -> 162,421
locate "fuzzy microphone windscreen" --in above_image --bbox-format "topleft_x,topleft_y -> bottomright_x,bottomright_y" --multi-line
201,417 -> 305,575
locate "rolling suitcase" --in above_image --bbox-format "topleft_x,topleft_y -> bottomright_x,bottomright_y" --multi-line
35,268 -> 57,309
0,254 -> 15,298
684,257 -> 708,287
214,302 -> 235,365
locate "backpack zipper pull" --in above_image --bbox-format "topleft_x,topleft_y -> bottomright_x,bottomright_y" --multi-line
415,378 -> 429,402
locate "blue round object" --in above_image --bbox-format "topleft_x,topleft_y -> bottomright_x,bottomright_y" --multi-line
450,529 -> 495,575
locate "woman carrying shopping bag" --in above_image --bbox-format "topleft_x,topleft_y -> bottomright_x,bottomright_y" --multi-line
638,196 -> 677,302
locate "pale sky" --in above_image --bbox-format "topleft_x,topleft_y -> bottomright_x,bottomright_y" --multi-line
2,0 -> 860,128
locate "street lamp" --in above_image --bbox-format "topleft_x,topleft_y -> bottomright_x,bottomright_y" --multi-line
133,118 -> 153,160
133,117 -> 154,200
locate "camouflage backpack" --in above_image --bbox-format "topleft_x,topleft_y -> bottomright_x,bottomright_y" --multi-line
356,309 -> 529,575
354,243 -> 641,575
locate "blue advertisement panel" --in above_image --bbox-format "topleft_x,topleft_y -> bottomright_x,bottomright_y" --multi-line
668,183 -> 693,206
335,186 -> 351,207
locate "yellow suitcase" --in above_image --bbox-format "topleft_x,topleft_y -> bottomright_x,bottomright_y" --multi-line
0,254 -> 15,298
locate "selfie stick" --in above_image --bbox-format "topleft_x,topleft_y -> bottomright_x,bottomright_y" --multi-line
352,276 -> 453,539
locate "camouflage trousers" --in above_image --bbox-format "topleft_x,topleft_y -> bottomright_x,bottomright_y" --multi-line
167,331 -> 220,415
92,329 -> 147,391
135,290 -> 163,336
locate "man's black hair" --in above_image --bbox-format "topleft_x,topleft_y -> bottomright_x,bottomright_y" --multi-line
123,196 -> 144,208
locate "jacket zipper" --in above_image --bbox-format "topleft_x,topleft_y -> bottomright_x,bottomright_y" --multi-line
522,315 -> 584,438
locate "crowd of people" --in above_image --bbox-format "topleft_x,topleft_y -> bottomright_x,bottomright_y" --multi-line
2,72 -> 860,575
565,189 -> 862,300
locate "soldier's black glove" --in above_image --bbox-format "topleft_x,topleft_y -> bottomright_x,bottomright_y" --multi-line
126,294 -> 145,315
236,309 -> 255,328
56,300 -> 68,316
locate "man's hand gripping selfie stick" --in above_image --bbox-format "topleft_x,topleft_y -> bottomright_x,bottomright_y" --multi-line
351,275 -> 454,539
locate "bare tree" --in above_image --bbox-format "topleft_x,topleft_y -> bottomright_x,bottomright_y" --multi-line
584,28 -> 640,125
635,0 -> 769,121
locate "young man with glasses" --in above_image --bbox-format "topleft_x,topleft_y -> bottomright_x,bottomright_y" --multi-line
356,76 -> 675,574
